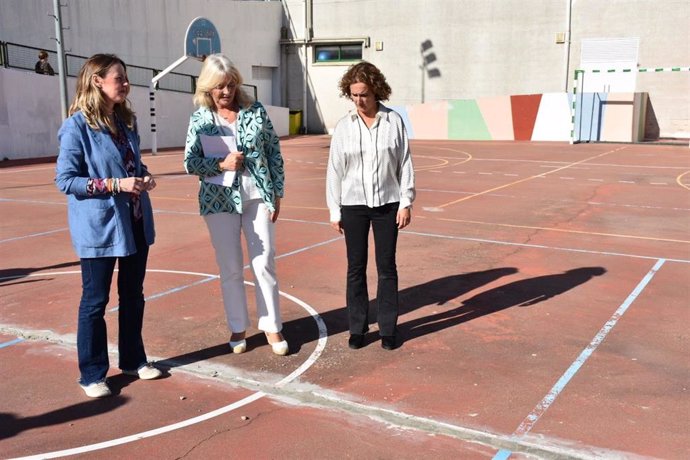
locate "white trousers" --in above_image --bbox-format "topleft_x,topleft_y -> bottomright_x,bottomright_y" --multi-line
204,199 -> 282,334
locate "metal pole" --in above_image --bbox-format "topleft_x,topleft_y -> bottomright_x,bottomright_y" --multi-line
149,81 -> 157,154
563,0 -> 573,92
149,55 -> 191,154
52,0 -> 68,119
421,62 -> 425,104
302,0 -> 311,134
569,69 -> 582,144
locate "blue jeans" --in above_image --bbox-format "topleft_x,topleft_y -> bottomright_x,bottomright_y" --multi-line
341,203 -> 399,337
77,221 -> 149,385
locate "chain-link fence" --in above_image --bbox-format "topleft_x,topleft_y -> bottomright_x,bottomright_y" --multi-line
0,41 -> 257,98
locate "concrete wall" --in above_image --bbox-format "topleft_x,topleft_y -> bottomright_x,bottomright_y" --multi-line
0,0 -> 283,102
0,0 -> 286,160
0,67 -> 288,160
387,92 -> 645,143
281,0 -> 689,138
1,0 -> 688,159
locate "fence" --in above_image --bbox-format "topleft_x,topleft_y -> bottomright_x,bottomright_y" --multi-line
0,41 -> 257,98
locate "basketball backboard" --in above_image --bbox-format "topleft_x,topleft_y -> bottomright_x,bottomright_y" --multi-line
184,17 -> 221,59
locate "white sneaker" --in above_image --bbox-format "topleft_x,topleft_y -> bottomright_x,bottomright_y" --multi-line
81,381 -> 112,398
229,339 -> 247,354
123,363 -> 163,380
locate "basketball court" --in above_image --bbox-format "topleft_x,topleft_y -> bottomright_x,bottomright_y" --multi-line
1,136 -> 688,459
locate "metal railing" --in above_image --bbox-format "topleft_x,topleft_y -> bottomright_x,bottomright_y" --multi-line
0,41 -> 257,98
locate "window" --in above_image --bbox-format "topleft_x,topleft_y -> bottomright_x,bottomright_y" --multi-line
314,44 -> 362,63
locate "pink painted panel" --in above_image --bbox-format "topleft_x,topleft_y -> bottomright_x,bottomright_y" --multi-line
601,92 -> 635,142
477,96 -> 514,140
407,101 -> 449,139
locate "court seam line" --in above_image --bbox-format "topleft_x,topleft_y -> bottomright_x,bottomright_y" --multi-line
437,146 -> 628,208
3,324 -> 623,460
425,216 -> 690,244
0,227 -> 69,244
5,269 -> 328,460
3,264 -> 659,458
403,229 -> 690,264
492,258 -> 665,460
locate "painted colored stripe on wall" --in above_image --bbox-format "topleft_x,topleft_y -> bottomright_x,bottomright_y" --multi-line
510,94 -> 542,141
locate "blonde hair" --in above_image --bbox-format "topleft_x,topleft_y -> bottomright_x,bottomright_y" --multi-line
69,54 -> 134,133
193,54 -> 253,110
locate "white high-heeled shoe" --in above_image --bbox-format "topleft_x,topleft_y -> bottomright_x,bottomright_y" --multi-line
265,332 -> 288,356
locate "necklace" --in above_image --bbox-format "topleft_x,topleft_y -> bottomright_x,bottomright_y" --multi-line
218,110 -> 237,123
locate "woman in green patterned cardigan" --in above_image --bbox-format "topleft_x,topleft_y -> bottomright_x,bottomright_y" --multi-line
183,54 -> 288,356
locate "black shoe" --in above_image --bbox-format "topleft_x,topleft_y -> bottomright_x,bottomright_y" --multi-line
381,336 -> 397,350
348,334 -> 365,350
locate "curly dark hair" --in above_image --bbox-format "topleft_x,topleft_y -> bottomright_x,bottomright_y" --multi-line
338,61 -> 391,101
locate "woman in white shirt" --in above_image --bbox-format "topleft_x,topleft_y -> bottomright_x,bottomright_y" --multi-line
326,61 -> 416,350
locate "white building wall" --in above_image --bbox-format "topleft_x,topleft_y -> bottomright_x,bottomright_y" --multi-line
0,0 -> 285,160
1,0 -> 688,156
0,0 -> 283,81
0,67 -> 288,160
281,0 -> 689,137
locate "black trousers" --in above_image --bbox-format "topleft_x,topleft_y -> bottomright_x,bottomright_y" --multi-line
341,202 -> 399,337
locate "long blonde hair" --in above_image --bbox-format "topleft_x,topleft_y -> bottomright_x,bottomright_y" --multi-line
69,54 -> 135,133
193,54 -> 253,110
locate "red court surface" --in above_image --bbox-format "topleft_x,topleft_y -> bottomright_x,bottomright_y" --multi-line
1,137 -> 689,459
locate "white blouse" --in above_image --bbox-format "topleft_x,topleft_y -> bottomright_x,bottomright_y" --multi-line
326,105 -> 415,222
214,112 -> 261,201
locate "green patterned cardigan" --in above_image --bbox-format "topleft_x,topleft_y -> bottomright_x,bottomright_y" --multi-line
183,103 -> 285,215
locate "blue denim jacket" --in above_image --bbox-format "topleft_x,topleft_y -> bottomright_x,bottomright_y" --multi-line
55,111 -> 155,258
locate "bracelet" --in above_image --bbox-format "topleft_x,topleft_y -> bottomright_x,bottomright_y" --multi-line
114,178 -> 120,195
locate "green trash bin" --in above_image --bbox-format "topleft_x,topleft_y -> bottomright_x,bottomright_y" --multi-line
289,110 -> 302,135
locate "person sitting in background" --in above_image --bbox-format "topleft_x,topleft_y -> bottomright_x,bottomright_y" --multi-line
35,50 -> 55,75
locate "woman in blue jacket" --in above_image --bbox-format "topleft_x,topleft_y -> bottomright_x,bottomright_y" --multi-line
55,54 -> 162,398
183,54 -> 288,356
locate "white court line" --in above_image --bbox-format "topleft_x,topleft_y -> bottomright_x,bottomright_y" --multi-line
0,198 -> 65,206
8,269 -> 329,460
492,258 -> 666,460
403,230 -> 690,264
0,228 -> 68,244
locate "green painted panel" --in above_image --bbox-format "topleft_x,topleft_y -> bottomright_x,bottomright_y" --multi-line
448,100 -> 492,140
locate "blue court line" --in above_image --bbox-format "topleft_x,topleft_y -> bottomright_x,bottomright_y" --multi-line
109,275 -> 218,312
107,235 -> 343,312
492,450 -> 512,460
0,337 -> 25,349
492,258 -> 666,459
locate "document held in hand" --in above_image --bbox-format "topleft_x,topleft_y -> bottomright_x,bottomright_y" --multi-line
201,135 -> 238,187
